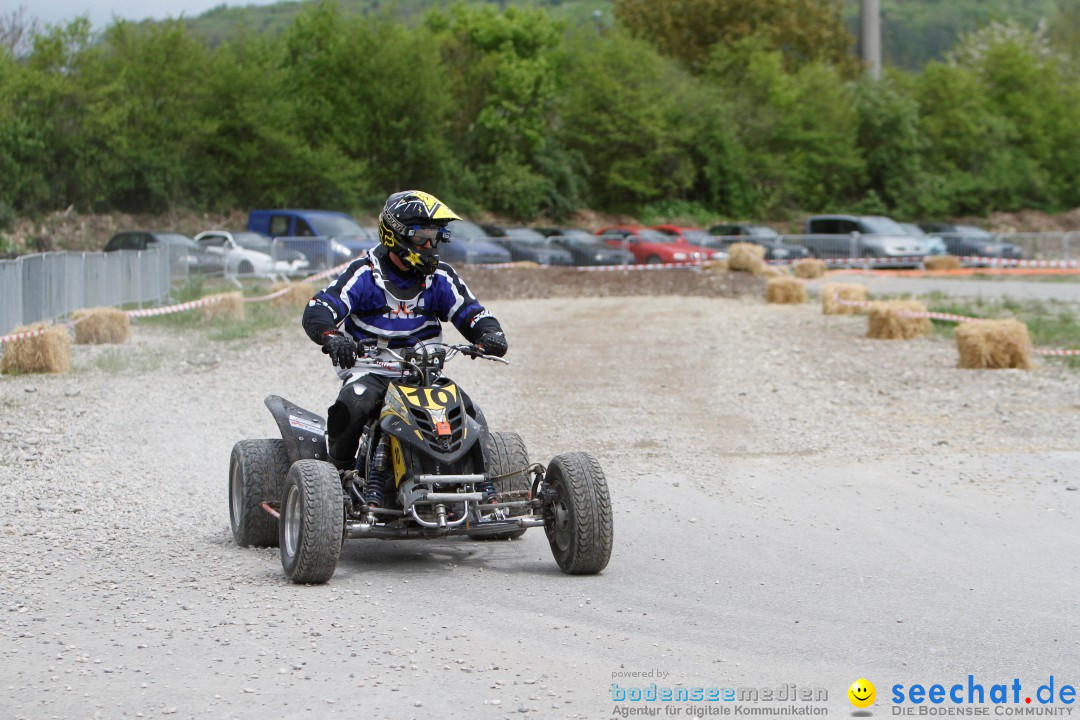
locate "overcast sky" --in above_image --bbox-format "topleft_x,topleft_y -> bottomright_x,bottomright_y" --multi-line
24,0 -> 288,30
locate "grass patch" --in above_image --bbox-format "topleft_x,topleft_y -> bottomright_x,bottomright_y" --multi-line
137,278 -> 299,340
924,293 -> 1080,369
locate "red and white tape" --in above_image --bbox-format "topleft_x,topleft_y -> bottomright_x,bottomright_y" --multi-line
577,261 -> 702,272
126,294 -> 229,318
832,293 -> 1080,356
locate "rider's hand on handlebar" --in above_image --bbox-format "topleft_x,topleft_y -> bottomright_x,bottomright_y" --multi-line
321,332 -> 357,369
475,331 -> 508,358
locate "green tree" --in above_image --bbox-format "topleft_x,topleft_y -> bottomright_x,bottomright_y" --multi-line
428,4 -> 575,218
612,0 -> 855,74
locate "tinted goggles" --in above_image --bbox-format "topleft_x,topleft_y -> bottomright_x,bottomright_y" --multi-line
404,225 -> 451,248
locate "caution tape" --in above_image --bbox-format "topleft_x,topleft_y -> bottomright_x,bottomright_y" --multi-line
832,293 -> 1080,356
577,261 -> 702,272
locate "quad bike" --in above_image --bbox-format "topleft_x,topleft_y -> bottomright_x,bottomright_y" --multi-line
228,341 -> 613,583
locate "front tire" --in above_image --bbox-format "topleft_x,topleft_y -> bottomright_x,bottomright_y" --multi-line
543,452 -> 613,575
471,432 -> 531,541
279,460 -> 343,584
645,255 -> 662,265
229,439 -> 290,548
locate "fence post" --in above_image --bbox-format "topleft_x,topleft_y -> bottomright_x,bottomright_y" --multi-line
1065,232 -> 1075,261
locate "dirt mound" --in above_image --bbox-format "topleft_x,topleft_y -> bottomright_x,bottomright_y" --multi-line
458,266 -> 764,301
955,208 -> 1080,233
7,208 -> 247,254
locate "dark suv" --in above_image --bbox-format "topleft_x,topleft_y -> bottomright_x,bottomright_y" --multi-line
707,223 -> 810,261
919,223 -> 1023,261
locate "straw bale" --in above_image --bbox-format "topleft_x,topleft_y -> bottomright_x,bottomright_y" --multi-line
955,319 -> 1032,370
704,258 -> 729,272
201,292 -> 246,321
924,255 -> 962,271
866,300 -> 932,339
71,308 -> 130,344
756,264 -> 788,278
822,283 -> 868,315
0,324 -> 72,374
765,277 -> 806,304
792,259 -> 826,279
727,243 -> 765,274
270,282 -> 315,309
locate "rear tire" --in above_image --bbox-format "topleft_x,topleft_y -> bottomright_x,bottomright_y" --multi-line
279,460 -> 343,584
543,452 -> 613,574
470,432 -> 530,541
237,260 -> 254,275
229,439 -> 289,548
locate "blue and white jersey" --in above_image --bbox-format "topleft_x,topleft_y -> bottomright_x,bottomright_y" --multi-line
303,248 -> 499,379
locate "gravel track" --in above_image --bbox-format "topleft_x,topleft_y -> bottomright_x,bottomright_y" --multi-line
1,288 -> 1078,719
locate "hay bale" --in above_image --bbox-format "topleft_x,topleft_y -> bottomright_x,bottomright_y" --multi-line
201,292 -> 245,321
0,324 -> 72,374
271,282 -> 315,309
71,307 -> 130,344
704,258 -> 729,272
822,283 -> 868,315
765,277 -> 806,304
756,264 -> 788,278
727,242 -> 765,274
792,258 -> 826,279
924,255 -> 962,271
955,319 -> 1032,370
866,300 -> 932,339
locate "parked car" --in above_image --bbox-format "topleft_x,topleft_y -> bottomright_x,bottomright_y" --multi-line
595,225 -> 714,264
534,227 -> 634,266
801,215 -> 932,262
441,220 -> 512,265
247,209 -> 377,271
480,225 -> 574,265
193,230 -> 309,277
104,231 -> 224,276
898,223 -> 947,256
706,223 -> 810,261
649,225 -> 727,255
919,223 -> 1023,260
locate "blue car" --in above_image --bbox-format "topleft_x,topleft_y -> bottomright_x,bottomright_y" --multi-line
247,209 -> 378,271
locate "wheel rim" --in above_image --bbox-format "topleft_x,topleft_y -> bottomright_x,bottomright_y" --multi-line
284,485 -> 301,557
230,458 -> 243,528
552,487 -> 572,552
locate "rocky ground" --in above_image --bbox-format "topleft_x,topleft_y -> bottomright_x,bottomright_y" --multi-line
1,280 -> 1078,719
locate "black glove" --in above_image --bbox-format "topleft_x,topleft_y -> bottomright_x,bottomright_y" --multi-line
476,330 -> 508,358
321,332 -> 357,369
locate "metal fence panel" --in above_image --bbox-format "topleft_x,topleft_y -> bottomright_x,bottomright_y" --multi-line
0,260 -> 23,333
0,247 -> 174,336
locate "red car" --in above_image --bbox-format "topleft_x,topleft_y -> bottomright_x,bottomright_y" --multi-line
595,225 -> 714,265
649,224 -> 727,254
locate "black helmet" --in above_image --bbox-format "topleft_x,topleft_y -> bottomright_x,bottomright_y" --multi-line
377,190 -> 461,274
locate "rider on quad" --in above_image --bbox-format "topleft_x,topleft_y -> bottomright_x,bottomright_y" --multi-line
301,190 -> 508,507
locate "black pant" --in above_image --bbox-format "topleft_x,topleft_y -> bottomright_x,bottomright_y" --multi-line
326,374 -> 482,468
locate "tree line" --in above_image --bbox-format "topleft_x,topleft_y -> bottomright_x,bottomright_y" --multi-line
1,0 -> 1078,228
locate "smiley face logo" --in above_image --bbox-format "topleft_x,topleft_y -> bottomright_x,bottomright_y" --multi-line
848,679 -> 876,708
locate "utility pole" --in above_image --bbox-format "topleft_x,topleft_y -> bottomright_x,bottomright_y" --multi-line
861,0 -> 882,79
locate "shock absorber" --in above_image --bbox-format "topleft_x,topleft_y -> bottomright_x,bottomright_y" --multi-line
364,435 -> 390,507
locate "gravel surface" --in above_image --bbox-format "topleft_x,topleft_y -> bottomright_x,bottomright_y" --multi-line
2,285 -> 1079,719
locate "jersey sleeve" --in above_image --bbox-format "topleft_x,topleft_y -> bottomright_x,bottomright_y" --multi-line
430,264 -> 503,343
301,257 -> 371,344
